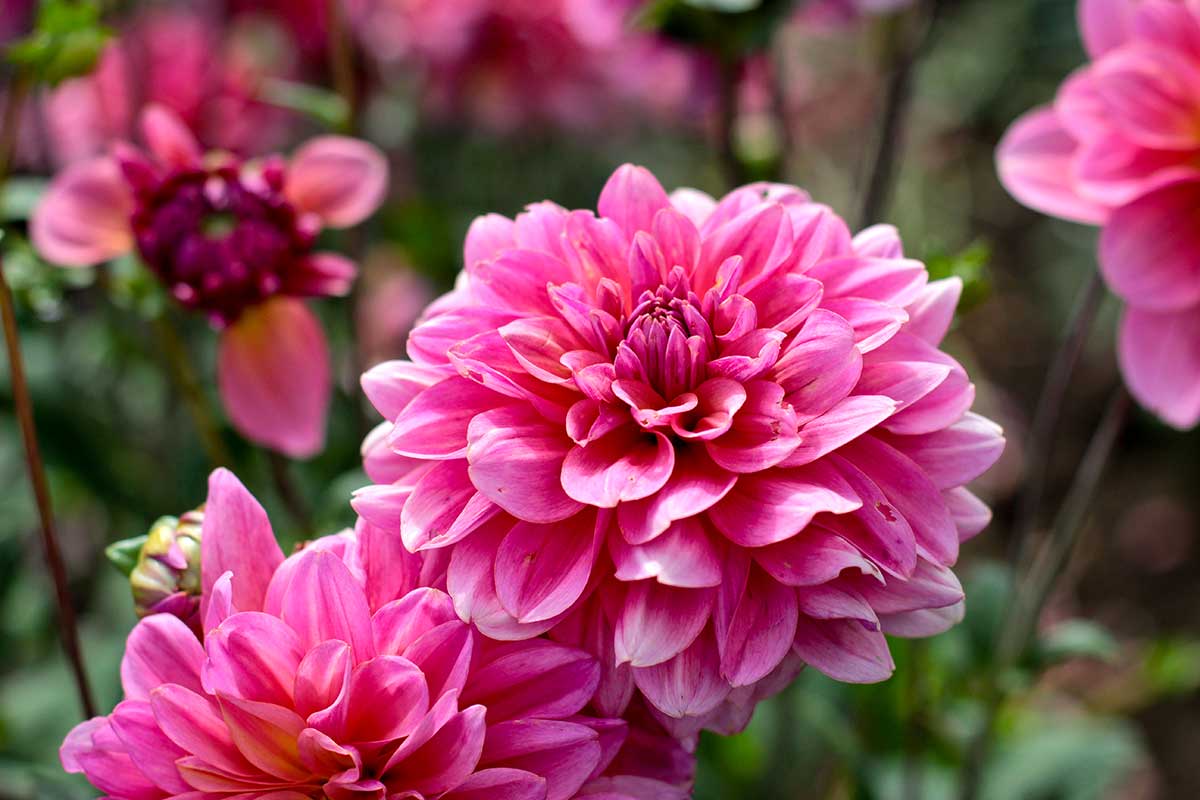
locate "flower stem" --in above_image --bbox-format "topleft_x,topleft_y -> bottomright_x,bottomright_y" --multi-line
0,73 -> 97,719
326,0 -> 358,134
151,313 -> 233,469
857,1 -> 942,228
267,449 -> 314,540
1008,271 -> 1106,570
957,387 -> 1130,800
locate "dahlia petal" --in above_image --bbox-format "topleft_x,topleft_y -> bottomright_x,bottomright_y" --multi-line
1073,131 -> 1200,207
72,719 -> 164,800
881,368 -> 975,436
442,768 -> 548,800
468,405 -> 583,522
463,639 -> 600,722
904,278 -> 962,345
852,225 -> 904,259
791,616 -> 894,683
708,461 -> 861,547
216,694 -> 308,781
668,187 -> 717,227
122,614 -> 206,700
206,572 -> 235,632
715,567 -> 799,687
1079,0 -> 1139,57
30,156 -> 134,266
706,328 -> 785,382
632,628 -> 729,719
824,455 -> 918,578
408,307 -> 520,366
652,207 -> 702,274
402,459 -> 499,551
944,487 -> 993,541
841,435 -> 960,566
995,107 -> 1109,225
470,249 -> 574,315
151,684 -> 256,778
450,330 -> 578,419
501,317 -> 582,384
201,469 -> 284,620
363,422 -> 424,484
821,297 -> 907,353
293,640 -> 352,720
218,298 -> 331,458
807,256 -> 928,307
384,698 -> 487,794
494,513 -> 604,623
285,135 -> 388,227
598,164 -> 672,239
296,727 -> 357,776
342,656 -> 429,743
140,104 -> 201,167
465,213 -> 517,268
609,517 -> 723,588
616,446 -> 736,544
372,588 -> 459,658
615,582 -> 715,667
280,550 -> 375,662
562,212 -> 632,295
109,700 -> 190,794
562,427 -> 676,507
880,602 -> 965,637
389,375 -> 502,459
284,252 -> 358,298
782,395 -> 898,467
704,381 -> 800,474
754,528 -> 880,587
775,309 -> 863,423
696,202 -> 793,292
1092,49 -> 1200,151
855,360 -> 950,411
349,484 -> 408,538
1100,179 -> 1200,310
852,558 -> 964,616
786,203 -> 854,271
202,612 -> 303,707
881,412 -> 1006,489
481,719 -> 602,800
745,274 -> 824,333
1133,1 -> 1200,58
1118,306 -> 1200,428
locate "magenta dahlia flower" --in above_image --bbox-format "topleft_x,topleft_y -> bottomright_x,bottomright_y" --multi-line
997,0 -> 1200,427
31,106 -> 387,457
356,164 -> 1005,727
62,469 -> 649,800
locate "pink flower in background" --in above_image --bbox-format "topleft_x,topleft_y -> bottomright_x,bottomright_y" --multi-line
350,0 -> 706,131
356,247 -> 436,369
31,106 -> 388,457
62,469 -> 634,800
997,0 -> 1200,428
356,164 -> 1004,728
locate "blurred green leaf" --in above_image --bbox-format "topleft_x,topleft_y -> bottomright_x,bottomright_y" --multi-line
259,79 -> 350,131
925,240 -> 992,313
5,0 -> 110,86
1142,638 -> 1200,696
1033,619 -> 1119,667
637,0 -> 797,59
1,179 -> 48,223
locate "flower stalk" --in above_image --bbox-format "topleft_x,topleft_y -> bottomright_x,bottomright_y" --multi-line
152,312 -> 233,468
0,71 -> 97,719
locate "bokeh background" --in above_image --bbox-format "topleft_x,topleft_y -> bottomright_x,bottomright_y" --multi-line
2,0 -> 1197,798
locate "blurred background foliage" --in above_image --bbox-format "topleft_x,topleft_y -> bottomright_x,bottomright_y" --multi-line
2,0 -> 1198,798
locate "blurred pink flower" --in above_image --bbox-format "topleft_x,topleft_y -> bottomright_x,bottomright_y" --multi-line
355,164 -> 1004,728
31,106 -> 388,457
0,0 -> 33,43
996,0 -> 1200,427
356,248 -> 436,369
62,469 -> 636,800
350,0 -> 707,131
35,6 -> 293,169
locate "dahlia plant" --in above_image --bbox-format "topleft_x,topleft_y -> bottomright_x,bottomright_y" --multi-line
30,105 -> 387,457
62,469 -> 692,800
356,164 -> 1005,731
997,0 -> 1200,428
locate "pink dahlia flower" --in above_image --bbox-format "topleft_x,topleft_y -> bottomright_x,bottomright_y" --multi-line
62,469 -> 642,800
996,0 -> 1200,427
31,106 -> 388,457
355,164 -> 1005,728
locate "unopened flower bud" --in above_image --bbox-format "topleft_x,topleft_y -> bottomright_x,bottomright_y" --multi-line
129,509 -> 203,634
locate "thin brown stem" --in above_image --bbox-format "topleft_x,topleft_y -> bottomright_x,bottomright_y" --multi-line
857,1 -> 941,228
151,313 -> 232,468
958,388 -> 1130,800
0,73 -> 97,719
326,0 -> 358,134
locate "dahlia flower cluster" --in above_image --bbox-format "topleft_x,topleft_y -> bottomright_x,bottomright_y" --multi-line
997,0 -> 1200,428
63,470 -> 694,800
31,106 -> 387,457
356,164 -> 1004,733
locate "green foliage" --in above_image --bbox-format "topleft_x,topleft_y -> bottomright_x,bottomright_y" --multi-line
637,0 -> 798,60
104,535 -> 148,577
258,79 -> 351,131
925,240 -> 992,313
1033,619 -> 1119,668
5,0 -> 110,86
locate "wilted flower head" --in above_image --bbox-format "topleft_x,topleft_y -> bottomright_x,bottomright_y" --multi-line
357,164 -> 1004,728
62,469 -> 644,800
129,510 -> 204,633
997,0 -> 1200,428
31,106 -> 387,456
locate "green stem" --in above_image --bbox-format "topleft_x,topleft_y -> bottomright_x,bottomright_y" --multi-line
267,449 -> 314,540
151,313 -> 232,469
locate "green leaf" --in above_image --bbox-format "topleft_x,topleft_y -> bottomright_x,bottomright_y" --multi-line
104,535 -> 147,576
1142,638 -> 1200,696
1034,619 -> 1119,667
1,178 -> 48,223
682,0 -> 763,10
924,240 -> 992,313
259,78 -> 350,131
5,0 -> 111,86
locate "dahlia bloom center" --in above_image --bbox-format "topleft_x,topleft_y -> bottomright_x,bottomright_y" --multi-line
128,158 -> 316,324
